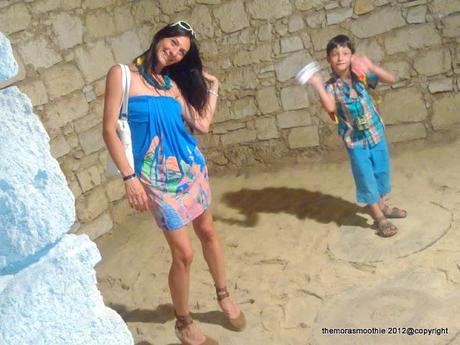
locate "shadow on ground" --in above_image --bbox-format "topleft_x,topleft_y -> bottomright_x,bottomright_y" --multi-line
111,303 -> 231,329
217,187 -> 369,228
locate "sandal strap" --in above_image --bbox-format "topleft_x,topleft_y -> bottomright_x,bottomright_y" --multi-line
383,205 -> 406,218
216,286 -> 230,302
175,312 -> 193,330
375,218 -> 397,237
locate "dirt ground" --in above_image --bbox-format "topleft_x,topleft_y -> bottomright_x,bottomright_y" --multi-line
95,133 -> 460,345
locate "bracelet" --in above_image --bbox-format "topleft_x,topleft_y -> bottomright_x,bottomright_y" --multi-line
207,89 -> 218,97
122,173 -> 136,182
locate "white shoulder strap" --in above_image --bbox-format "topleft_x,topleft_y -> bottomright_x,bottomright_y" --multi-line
118,64 -> 130,118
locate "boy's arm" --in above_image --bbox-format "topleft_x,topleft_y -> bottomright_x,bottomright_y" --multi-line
352,53 -> 396,84
308,73 -> 336,115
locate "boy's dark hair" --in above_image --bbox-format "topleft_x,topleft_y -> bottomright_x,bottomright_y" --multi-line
326,35 -> 355,56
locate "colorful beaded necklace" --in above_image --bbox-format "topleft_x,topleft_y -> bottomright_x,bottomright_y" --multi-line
136,58 -> 171,91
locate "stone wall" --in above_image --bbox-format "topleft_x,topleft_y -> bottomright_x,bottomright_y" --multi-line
1,0 -> 459,239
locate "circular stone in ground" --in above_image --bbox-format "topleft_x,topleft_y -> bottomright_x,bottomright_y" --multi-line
309,271 -> 460,345
328,202 -> 451,263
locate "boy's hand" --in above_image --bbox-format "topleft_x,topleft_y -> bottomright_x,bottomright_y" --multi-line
351,53 -> 374,72
307,72 -> 324,89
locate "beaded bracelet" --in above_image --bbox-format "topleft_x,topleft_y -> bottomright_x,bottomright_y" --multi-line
207,89 -> 218,97
122,173 -> 136,182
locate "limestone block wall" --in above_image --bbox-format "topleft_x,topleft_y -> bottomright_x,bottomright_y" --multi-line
1,0 -> 458,238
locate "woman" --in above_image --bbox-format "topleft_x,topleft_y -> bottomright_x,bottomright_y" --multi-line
102,21 -> 245,345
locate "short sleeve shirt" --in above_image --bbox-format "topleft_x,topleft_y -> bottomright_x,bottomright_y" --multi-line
324,69 -> 384,149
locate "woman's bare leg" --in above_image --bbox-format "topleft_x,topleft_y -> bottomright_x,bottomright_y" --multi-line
192,210 -> 241,319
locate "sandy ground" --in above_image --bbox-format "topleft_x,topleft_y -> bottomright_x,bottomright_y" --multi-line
95,135 -> 460,345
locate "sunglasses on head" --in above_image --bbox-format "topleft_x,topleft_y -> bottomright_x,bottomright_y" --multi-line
171,20 -> 195,37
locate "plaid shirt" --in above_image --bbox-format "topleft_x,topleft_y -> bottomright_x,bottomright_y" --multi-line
324,69 -> 384,149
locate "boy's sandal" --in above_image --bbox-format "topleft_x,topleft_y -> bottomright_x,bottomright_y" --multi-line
175,313 -> 219,345
374,217 -> 398,237
216,287 -> 246,332
382,205 -> 407,219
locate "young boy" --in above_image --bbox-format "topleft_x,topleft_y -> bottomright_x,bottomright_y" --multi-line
308,34 -> 407,237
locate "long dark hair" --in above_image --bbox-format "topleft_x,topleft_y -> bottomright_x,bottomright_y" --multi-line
135,23 -> 208,114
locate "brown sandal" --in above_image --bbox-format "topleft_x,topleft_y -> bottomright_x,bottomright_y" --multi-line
374,217 -> 398,237
175,313 -> 219,345
382,205 -> 407,219
216,287 -> 246,331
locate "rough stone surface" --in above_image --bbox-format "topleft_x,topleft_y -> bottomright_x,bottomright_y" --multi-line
111,31 -> 142,64
277,109 -> 312,128
428,78 -> 453,94
280,36 -> 304,53
355,39 -> 384,63
17,37 -> 62,70
327,8 -> 353,25
432,93 -> 460,130
232,97 -> 258,119
0,234 -> 133,345
288,126 -> 319,148
379,88 -> 427,124
76,186 -> 109,223
311,26 -> 345,51
384,24 -> 441,55
281,85 -> 310,111
77,165 -> 102,193
74,41 -> 115,83
44,92 -> 89,130
50,134 -> 71,159
385,123 -> 427,143
407,5 -> 427,23
288,15 -> 305,32
131,0 -> 160,24
0,87 -> 74,273
382,61 -> 411,81
42,63 -> 85,99
442,14 -> 460,38
233,44 -> 272,66
255,117 -> 279,140
52,12 -> 83,49
0,3 -> 31,34
85,11 -> 117,41
295,0 -> 324,11
256,86 -> 280,114
213,0 -> 249,34
413,49 -> 451,77
0,32 -> 18,82
354,0 -> 374,15
79,124 -> 106,155
247,0 -> 292,20
158,0 -> 188,15
351,7 -> 405,38
220,128 -> 256,145
76,213 -> 113,240
113,5 -> 135,33
431,0 -> 460,17
17,80 -> 48,106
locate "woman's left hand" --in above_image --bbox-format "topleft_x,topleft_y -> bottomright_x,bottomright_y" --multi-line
202,71 -> 219,87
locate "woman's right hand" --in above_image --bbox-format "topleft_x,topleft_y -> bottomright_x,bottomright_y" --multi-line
124,178 -> 150,212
